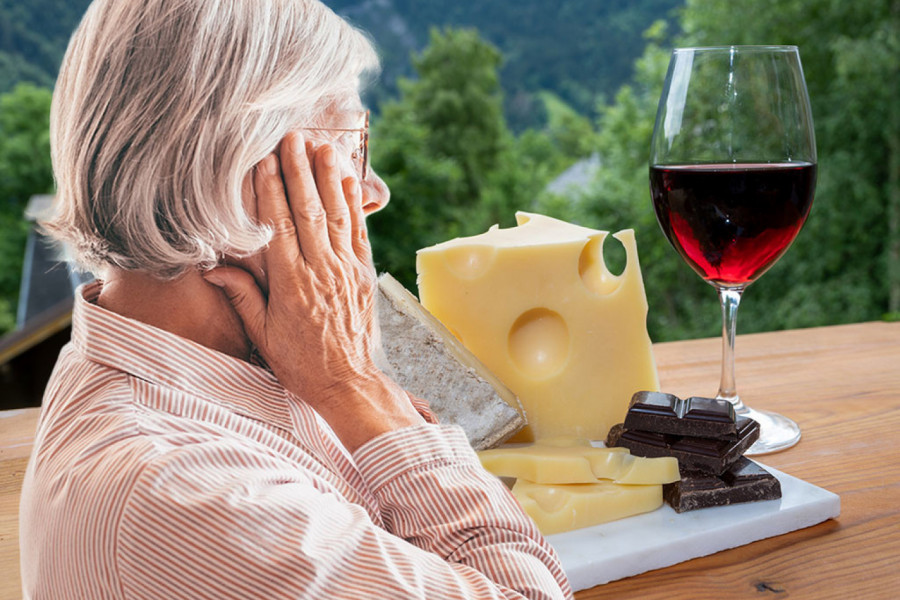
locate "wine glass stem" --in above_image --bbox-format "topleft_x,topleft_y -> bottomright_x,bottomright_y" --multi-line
717,286 -> 746,413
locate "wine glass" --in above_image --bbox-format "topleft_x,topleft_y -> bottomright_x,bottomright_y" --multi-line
649,46 -> 816,454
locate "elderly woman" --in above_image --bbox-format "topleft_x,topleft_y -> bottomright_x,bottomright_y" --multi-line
18,1 -> 571,599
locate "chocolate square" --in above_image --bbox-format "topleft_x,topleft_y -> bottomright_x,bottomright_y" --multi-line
624,391 -> 738,440
607,417 -> 760,475
663,457 -> 782,513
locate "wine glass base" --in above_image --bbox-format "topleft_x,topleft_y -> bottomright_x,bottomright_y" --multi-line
737,406 -> 801,455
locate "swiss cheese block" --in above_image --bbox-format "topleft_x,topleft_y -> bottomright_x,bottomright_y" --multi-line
478,442 -> 679,485
512,479 -> 663,535
416,212 -> 659,441
375,273 -> 526,450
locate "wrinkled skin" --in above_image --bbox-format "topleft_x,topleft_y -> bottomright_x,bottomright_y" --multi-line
203,132 -> 423,452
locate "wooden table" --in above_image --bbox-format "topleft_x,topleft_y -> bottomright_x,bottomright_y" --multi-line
0,406 -> 38,600
1,321 -> 898,599
576,321 -> 900,599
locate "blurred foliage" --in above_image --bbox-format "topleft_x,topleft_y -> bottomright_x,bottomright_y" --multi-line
534,22 -> 719,342
0,0 -> 896,346
537,1 -> 899,341
368,28 -> 580,289
0,84 -> 53,204
2,0 -> 681,128
681,0 -> 900,331
0,0 -> 93,94
328,0 -> 683,130
0,83 -> 53,332
0,0 -> 92,332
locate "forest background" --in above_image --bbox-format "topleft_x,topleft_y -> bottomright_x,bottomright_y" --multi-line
0,0 -> 897,343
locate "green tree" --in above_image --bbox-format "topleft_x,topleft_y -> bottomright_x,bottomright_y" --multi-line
368,28 -> 564,290
679,0 -> 900,326
401,27 -> 506,201
537,91 -> 599,163
542,2 -> 899,341
535,22 -> 719,342
0,83 -> 53,205
0,83 -> 54,333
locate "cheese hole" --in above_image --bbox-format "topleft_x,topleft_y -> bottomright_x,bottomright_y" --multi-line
602,235 -> 627,276
441,245 -> 497,280
578,235 -> 623,296
508,308 -> 570,379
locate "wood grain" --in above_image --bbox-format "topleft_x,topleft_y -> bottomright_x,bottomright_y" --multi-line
0,409 -> 39,600
576,321 -> 900,599
1,322 -> 897,599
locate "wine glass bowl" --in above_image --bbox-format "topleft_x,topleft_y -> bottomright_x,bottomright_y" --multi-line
649,46 -> 816,454
650,162 -> 815,287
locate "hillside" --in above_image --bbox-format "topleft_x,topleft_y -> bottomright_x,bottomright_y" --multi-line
333,0 -> 682,126
0,0 -> 92,89
0,0 -> 682,126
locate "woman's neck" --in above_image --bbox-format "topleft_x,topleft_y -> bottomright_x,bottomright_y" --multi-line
95,268 -> 252,361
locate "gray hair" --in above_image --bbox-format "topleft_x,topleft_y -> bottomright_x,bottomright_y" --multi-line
44,0 -> 378,278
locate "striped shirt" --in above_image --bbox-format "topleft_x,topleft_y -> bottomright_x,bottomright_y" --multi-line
19,282 -> 572,599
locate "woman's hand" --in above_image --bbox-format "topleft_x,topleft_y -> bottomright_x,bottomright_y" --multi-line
203,132 -> 424,452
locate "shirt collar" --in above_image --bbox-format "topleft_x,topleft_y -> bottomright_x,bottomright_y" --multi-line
71,280 -> 295,433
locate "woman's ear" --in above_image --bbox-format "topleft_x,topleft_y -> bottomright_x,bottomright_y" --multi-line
224,163 -> 269,294
241,166 -> 258,223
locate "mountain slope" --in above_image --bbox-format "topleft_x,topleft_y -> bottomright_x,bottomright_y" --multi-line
0,0 -> 92,91
1,0 -> 681,128
330,0 -> 682,127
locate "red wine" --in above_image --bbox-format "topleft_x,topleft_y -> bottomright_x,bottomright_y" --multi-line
650,163 -> 816,286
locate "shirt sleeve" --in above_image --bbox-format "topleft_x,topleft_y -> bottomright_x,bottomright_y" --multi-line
116,426 -> 572,600
354,424 -> 572,599
406,390 -> 440,424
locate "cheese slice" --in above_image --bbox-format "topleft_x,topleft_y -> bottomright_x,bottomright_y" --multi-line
376,273 -> 525,450
416,212 -> 659,442
512,479 -> 663,535
478,442 -> 679,485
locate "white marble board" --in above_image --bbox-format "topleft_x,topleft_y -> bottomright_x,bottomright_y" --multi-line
547,464 -> 840,592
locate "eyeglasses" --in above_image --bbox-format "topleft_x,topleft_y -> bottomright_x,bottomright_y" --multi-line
300,110 -> 370,181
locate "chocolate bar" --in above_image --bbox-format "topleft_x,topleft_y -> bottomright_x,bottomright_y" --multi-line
663,456 -> 782,513
606,416 -> 760,475
624,392 -> 738,440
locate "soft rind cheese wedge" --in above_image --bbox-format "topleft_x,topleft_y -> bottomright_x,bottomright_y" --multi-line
512,479 -> 663,535
376,273 -> 526,450
416,211 -> 659,441
478,442 -> 680,485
